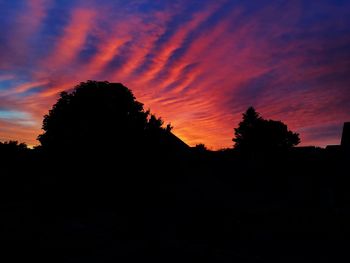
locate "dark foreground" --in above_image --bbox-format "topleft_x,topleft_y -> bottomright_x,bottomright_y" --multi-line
1,149 -> 349,262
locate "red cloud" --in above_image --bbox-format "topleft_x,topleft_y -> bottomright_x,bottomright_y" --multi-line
41,8 -> 96,71
0,1 -> 349,149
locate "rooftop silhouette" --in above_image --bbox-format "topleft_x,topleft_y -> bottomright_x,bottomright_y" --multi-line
341,122 -> 350,149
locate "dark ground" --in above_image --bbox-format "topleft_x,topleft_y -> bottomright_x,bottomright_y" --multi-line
1,149 -> 349,262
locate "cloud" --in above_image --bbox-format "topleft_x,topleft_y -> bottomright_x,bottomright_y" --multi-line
0,0 -> 349,149
41,7 -> 96,71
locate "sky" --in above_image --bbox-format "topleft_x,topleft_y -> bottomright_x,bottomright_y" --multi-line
0,0 -> 349,149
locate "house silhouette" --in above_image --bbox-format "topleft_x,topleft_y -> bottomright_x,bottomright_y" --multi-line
324,122 -> 350,158
167,132 -> 190,150
341,122 -> 350,150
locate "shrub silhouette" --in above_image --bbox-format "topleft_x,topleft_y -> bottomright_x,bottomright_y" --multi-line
0,140 -> 28,151
0,140 -> 29,159
38,81 -> 168,154
233,107 -> 300,153
193,143 -> 208,153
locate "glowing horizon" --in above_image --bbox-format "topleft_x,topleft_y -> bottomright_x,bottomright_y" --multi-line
0,0 -> 349,149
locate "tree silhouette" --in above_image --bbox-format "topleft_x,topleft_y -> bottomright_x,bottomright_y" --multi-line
0,140 -> 29,158
37,81 -> 169,153
0,140 -> 28,151
233,107 -> 300,153
193,143 -> 208,152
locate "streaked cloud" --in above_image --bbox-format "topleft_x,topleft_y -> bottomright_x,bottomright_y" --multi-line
0,0 -> 349,149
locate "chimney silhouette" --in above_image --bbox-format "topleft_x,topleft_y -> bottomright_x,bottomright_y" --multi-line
341,122 -> 350,150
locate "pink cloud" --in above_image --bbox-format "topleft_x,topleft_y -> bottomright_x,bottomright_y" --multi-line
41,8 -> 96,71
0,1 -> 349,149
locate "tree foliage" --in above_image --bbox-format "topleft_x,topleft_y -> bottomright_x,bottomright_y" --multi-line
233,107 -> 300,152
38,81 -> 169,152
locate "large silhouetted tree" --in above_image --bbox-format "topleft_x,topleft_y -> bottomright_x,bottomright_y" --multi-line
233,107 -> 300,153
37,81 -> 168,153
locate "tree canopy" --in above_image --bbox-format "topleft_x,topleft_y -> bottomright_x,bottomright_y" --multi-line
233,107 -> 300,153
38,81 -> 169,153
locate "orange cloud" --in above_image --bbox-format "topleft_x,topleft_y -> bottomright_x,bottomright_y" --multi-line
42,8 -> 96,70
0,1 -> 349,149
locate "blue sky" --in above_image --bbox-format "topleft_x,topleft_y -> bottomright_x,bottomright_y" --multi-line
0,0 -> 349,148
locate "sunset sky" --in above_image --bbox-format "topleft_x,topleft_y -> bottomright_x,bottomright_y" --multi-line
0,0 -> 349,149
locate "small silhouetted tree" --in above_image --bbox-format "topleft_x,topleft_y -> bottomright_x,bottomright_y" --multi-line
38,81 -> 168,154
0,140 -> 30,163
191,144 -> 209,157
0,140 -> 28,150
165,123 -> 173,132
233,107 -> 300,153
194,144 -> 207,151
233,107 -> 262,151
0,140 -> 29,154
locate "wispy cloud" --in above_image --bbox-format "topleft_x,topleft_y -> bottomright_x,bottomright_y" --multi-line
0,0 -> 349,148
